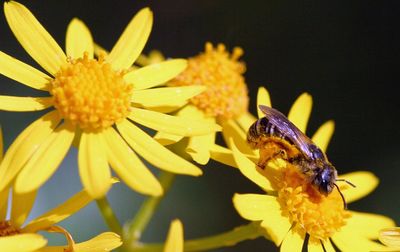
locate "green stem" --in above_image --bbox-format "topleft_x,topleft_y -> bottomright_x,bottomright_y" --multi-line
130,222 -> 264,252
123,171 -> 175,249
96,197 -> 122,234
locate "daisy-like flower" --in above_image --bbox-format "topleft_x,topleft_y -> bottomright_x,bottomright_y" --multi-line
0,187 -> 121,252
0,1 -> 220,199
0,129 -> 120,252
164,219 -> 184,252
230,87 -> 396,251
146,42 -> 256,165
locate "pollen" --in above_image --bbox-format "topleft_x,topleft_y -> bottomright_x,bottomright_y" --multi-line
50,53 -> 133,131
275,164 -> 351,241
169,42 -> 249,120
0,221 -> 21,237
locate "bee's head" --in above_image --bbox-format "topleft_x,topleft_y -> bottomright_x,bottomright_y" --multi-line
313,163 -> 337,195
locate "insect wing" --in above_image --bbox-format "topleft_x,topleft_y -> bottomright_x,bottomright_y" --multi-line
258,105 -> 317,160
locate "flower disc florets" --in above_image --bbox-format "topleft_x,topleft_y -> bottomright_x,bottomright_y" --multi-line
275,164 -> 351,241
50,53 -> 132,131
169,42 -> 249,120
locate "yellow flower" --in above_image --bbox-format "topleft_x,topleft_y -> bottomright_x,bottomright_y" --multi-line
379,227 -> 400,250
0,131 -> 120,252
164,219 -> 184,252
0,188 -> 121,252
140,42 -> 256,165
0,1 -> 220,199
230,87 -> 396,251
169,43 -> 248,120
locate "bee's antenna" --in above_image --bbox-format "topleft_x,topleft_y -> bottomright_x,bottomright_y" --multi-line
336,178 -> 356,188
333,183 -> 348,209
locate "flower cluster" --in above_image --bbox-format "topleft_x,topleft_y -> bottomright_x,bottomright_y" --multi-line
0,1 -> 397,251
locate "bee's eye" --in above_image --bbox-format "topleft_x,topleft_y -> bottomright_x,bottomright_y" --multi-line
318,180 -> 331,194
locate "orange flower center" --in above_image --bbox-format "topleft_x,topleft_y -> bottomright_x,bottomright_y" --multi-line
169,42 -> 249,120
0,221 -> 20,237
275,164 -> 351,241
50,53 -> 133,131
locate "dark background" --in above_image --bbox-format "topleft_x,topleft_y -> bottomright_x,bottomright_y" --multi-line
1,1 -> 399,251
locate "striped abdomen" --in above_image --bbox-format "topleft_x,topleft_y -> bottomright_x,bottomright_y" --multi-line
247,117 -> 293,148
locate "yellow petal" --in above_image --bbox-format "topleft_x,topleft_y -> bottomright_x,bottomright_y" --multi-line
308,239 -> 335,252
236,112 -> 257,132
0,96 -> 53,112
22,190 -> 92,232
131,86 -> 205,108
117,120 -> 202,176
73,232 -> 122,252
233,193 -> 291,246
0,51 -> 51,91
93,43 -> 108,56
164,219 -> 184,252
339,171 -> 379,204
310,241 -> 324,252
0,233 -> 47,252
322,240 -> 336,252
230,139 -> 273,191
332,211 -> 396,251
185,110 -> 216,164
257,87 -> 272,119
154,104 -> 208,145
154,132 -> 184,146
139,105 -> 184,114
0,187 -> 10,220
72,232 -> 122,252
342,211 -> 396,239
10,190 -> 37,227
78,132 -> 112,199
4,1 -> 66,75
209,144 -> 238,168
379,227 -> 400,249
287,92 -> 312,133
222,119 -> 256,156
0,110 -> 61,191
233,193 -> 274,221
136,50 -> 165,66
186,132 -> 215,165
66,18 -> 94,59
38,232 -> 122,252
311,120 -> 335,153
107,8 -> 153,70
129,107 -> 221,136
332,230 -> 393,252
103,128 -> 162,196
125,59 -> 187,90
176,104 -> 204,118
280,230 -> 305,252
14,123 -> 75,194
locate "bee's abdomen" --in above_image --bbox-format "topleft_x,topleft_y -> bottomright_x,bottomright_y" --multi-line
247,117 -> 290,148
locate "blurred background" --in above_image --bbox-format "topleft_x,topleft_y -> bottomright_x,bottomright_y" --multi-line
1,0 -> 400,251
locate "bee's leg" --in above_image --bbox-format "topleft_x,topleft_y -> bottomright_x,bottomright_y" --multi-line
257,143 -> 287,169
256,163 -> 265,170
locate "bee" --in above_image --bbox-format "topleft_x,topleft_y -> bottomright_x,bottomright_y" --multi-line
247,105 -> 355,208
